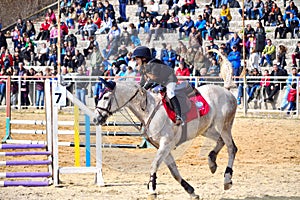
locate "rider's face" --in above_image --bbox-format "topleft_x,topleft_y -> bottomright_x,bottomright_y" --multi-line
135,57 -> 143,66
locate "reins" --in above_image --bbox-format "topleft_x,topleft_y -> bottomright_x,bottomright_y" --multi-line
117,88 -> 163,149
140,99 -> 162,149
96,85 -> 162,148
114,88 -> 144,132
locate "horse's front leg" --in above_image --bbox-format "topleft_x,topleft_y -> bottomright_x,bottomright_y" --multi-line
164,154 -> 199,200
147,137 -> 174,198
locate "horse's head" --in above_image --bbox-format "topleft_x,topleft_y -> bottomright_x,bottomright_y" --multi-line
93,78 -> 142,125
93,78 -> 116,125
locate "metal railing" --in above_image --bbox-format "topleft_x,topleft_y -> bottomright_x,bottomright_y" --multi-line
0,75 -> 299,118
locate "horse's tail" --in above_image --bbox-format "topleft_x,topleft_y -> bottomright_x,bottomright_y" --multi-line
207,49 -> 236,90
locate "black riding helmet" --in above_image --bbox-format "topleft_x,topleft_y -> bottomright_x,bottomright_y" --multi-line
132,46 -> 152,60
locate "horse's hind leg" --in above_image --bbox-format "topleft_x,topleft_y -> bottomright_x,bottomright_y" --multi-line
221,130 -> 238,190
164,154 -> 199,200
208,136 -> 225,174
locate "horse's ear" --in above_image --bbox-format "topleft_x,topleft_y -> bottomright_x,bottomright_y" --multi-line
139,86 -> 147,111
107,81 -> 116,90
99,77 -> 107,85
99,78 -> 116,90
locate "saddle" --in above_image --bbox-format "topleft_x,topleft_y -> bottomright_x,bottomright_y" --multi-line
162,81 -> 210,124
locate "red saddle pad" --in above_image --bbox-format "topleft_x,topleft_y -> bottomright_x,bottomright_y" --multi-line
162,93 -> 210,123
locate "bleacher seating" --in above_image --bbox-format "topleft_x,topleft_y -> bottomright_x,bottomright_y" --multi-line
4,0 -> 300,73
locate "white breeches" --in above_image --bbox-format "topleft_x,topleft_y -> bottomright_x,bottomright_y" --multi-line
166,82 -> 176,99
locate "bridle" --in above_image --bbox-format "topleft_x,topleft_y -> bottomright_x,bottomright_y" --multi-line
95,84 -> 162,148
95,87 -> 140,117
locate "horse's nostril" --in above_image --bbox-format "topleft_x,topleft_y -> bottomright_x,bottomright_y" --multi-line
93,118 -> 98,125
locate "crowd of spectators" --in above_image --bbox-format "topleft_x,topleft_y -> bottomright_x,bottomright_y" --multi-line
0,0 -> 299,113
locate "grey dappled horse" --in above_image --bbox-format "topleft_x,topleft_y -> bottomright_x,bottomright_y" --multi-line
94,80 -> 238,199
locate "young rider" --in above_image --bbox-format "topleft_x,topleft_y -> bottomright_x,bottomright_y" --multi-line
132,46 -> 183,126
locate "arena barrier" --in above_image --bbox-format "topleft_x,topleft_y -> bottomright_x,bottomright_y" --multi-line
1,78 -> 103,186
1,78 -> 152,187
3,76 -> 100,167
3,75 -> 149,150
3,77 -> 147,149
0,143 -> 52,187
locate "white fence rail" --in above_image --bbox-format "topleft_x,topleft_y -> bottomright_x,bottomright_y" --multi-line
1,75 -> 299,118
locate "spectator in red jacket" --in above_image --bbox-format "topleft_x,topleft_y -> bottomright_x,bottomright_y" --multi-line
77,13 -> 87,34
0,67 -> 7,104
93,12 -> 102,29
36,18 -> 50,41
1,49 -> 13,70
260,69 -> 271,100
60,21 -> 69,37
176,60 -> 190,78
287,83 -> 298,115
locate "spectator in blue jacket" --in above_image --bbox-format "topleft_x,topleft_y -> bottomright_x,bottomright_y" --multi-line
228,45 -> 241,77
179,15 -> 194,40
226,32 -> 242,53
161,44 -> 177,68
286,13 -> 300,39
94,79 -> 104,107
251,0 -> 264,20
194,15 -> 206,36
283,0 -> 298,21
279,67 -> 299,111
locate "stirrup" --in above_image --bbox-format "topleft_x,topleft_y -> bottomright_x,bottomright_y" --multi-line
175,116 -> 184,126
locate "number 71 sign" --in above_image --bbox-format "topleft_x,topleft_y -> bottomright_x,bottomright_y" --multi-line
52,85 -> 67,107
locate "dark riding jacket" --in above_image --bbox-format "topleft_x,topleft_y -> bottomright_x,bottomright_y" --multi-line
140,59 -> 178,87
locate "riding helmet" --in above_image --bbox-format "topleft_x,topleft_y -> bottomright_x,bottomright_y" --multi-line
132,46 -> 152,59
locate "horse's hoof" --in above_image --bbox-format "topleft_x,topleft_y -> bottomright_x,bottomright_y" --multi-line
209,164 -> 217,174
190,193 -> 200,200
224,172 -> 232,190
208,151 -> 217,174
208,160 -> 217,174
147,193 -> 157,200
224,181 -> 233,190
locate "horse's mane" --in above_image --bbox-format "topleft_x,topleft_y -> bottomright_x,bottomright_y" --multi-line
114,80 -> 160,101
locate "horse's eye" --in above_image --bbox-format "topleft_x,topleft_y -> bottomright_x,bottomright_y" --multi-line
103,96 -> 109,100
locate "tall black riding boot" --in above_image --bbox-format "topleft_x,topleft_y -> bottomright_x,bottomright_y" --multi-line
170,96 -> 183,126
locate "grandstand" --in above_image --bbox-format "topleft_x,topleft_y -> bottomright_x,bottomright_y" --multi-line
1,0 -> 299,72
